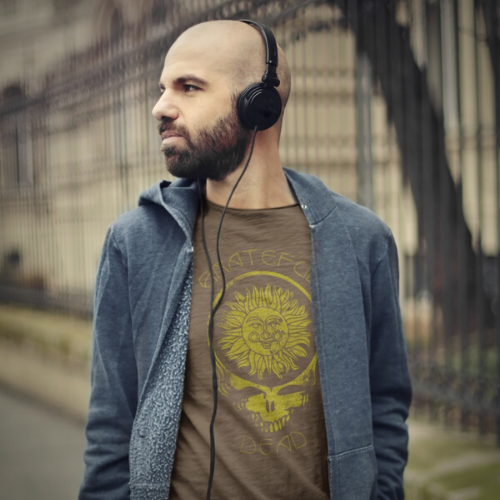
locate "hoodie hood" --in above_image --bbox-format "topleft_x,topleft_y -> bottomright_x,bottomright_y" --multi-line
138,177 -> 201,242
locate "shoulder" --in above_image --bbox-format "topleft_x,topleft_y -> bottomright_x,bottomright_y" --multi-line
108,204 -> 168,246
285,168 -> 392,252
332,192 -> 395,270
332,191 -> 392,240
285,168 -> 394,271
320,192 -> 400,298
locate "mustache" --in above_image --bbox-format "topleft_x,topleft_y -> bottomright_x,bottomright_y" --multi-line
157,120 -> 189,138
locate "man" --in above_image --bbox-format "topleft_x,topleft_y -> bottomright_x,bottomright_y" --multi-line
80,20 -> 411,500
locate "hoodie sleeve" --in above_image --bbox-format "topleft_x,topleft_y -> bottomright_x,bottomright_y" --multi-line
79,226 -> 137,500
370,232 -> 412,500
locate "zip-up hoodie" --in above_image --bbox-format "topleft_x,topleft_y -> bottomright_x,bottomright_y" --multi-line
80,168 -> 411,500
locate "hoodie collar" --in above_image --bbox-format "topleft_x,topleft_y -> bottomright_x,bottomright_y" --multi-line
283,167 -> 337,226
137,168 -> 337,237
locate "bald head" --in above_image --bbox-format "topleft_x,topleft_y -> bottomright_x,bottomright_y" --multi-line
168,20 -> 291,111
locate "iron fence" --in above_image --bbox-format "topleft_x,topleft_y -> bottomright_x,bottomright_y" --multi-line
0,0 -> 499,442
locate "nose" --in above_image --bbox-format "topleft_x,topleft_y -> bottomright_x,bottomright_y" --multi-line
261,327 -> 272,341
152,90 -> 179,122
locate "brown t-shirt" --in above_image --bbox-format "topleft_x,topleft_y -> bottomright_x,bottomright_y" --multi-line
169,200 -> 330,500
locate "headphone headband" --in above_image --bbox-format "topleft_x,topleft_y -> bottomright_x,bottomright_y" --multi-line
239,19 -> 280,88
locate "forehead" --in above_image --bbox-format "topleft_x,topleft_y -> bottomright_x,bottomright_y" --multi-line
160,37 -> 234,84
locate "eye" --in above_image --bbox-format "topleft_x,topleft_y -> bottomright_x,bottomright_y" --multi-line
184,84 -> 200,92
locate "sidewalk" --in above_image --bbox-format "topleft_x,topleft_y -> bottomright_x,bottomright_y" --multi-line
0,387 -> 85,500
0,303 -> 499,499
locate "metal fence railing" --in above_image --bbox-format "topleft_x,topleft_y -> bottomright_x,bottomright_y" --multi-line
1,0 -> 499,442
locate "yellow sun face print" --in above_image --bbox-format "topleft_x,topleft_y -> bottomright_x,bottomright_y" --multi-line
242,307 -> 289,355
219,285 -> 311,380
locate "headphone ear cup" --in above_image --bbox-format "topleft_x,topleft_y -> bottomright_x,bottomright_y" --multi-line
237,83 -> 282,131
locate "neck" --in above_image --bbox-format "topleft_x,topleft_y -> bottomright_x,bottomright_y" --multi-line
205,135 -> 296,209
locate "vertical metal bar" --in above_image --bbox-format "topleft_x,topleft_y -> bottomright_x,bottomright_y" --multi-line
497,151 -> 500,446
454,0 -> 471,433
356,51 -> 374,210
434,0 -> 446,425
423,0 -> 439,422
14,125 -> 21,190
490,0 -> 500,447
473,0 -> 486,436
336,4 -> 347,194
351,0 -> 359,204
323,4 -> 333,190
440,0 -> 454,429
290,11 -> 299,178
405,0 -> 421,413
46,97 -> 54,312
120,24 -> 129,213
312,5 -> 320,179
301,7 -> 308,176
354,0 -> 366,207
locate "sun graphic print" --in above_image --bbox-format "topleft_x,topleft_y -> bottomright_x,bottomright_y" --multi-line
218,285 -> 311,380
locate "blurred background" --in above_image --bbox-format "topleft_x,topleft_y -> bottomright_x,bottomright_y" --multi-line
0,0 -> 499,499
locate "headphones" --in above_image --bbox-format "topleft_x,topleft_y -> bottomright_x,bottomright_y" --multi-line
237,20 -> 282,131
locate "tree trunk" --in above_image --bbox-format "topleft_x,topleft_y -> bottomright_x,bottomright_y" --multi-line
330,0 -> 495,335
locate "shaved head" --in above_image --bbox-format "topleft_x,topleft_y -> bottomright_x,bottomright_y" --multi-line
154,20 -> 291,180
169,20 -> 291,112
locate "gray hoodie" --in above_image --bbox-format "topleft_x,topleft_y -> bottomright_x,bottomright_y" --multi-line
80,168 -> 411,500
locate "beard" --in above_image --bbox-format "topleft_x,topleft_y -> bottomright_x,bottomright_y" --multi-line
159,105 -> 251,181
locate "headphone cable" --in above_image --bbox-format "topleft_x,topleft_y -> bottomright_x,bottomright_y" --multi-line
199,126 -> 258,500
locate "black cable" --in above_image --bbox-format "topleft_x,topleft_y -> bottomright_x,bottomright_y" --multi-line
200,126 -> 259,500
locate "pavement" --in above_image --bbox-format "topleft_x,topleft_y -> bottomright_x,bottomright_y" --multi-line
0,388 -> 86,500
0,304 -> 499,499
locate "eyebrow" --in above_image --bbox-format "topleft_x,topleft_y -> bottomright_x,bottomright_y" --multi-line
158,75 -> 209,90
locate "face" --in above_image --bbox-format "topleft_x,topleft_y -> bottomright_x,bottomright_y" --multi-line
242,307 -> 289,355
157,97 -> 250,181
152,42 -> 251,181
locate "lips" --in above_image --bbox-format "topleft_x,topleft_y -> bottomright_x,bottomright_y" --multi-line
161,131 -> 183,140
158,122 -> 189,152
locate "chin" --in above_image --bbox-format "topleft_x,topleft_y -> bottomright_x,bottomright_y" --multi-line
165,162 -> 204,180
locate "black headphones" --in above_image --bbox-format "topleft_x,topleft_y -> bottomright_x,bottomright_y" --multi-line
237,20 -> 282,131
